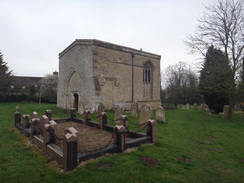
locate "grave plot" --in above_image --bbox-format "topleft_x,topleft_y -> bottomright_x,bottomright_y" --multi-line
14,108 -> 156,172
52,121 -> 133,152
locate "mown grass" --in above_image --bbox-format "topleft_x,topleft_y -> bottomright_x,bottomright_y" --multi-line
0,102 -> 243,183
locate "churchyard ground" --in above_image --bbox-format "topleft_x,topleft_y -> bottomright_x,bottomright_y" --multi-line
0,102 -> 243,183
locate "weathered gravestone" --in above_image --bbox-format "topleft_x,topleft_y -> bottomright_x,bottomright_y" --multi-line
114,105 -> 124,123
193,103 -> 198,110
140,104 -> 153,124
114,102 -> 126,111
156,106 -> 165,123
186,103 -> 190,110
202,104 -> 211,116
223,105 -> 229,117
130,101 -> 138,118
96,102 -> 105,116
16,106 -> 19,112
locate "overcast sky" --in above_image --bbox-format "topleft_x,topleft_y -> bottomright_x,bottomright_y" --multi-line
0,0 -> 216,77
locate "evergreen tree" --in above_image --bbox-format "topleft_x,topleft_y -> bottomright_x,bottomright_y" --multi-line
185,0 -> 244,120
199,46 -> 232,113
0,50 -> 13,93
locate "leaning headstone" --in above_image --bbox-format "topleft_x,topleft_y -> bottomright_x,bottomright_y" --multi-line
114,105 -> 124,123
156,106 -> 165,123
223,105 -> 229,117
186,103 -> 190,110
204,108 -> 212,116
139,104 -> 153,124
96,102 -> 105,116
130,101 -> 138,118
193,103 -> 198,110
202,104 -> 208,111
202,104 -> 211,116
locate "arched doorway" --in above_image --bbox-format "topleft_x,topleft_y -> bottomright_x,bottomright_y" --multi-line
74,93 -> 79,111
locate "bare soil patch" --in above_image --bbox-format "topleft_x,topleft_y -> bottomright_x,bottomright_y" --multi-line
199,140 -> 213,144
213,148 -> 223,152
239,158 -> 244,163
54,122 -> 133,153
175,157 -> 192,164
217,167 -> 233,173
139,156 -> 161,168
205,135 -> 216,139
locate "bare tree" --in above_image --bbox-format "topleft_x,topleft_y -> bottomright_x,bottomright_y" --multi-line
185,0 -> 244,120
163,62 -> 201,104
40,74 -> 58,103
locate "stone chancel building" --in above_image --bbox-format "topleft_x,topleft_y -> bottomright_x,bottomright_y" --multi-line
57,39 -> 161,113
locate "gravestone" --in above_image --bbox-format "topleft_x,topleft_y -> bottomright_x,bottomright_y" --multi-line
156,106 -> 165,123
130,101 -> 138,118
202,104 -> 208,111
219,112 -> 224,118
139,104 -> 153,124
193,103 -> 198,110
202,104 -> 211,116
16,106 -> 19,112
186,103 -> 190,110
114,105 -> 124,123
223,105 -> 229,117
114,102 -> 126,111
96,102 -> 105,116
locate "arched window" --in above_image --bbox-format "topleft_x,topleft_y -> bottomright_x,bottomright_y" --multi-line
143,61 -> 153,83
143,61 -> 154,99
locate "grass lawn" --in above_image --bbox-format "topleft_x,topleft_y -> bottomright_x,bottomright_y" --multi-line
0,102 -> 244,183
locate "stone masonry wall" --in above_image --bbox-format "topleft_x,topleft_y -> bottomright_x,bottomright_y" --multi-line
93,43 -> 161,109
57,41 -> 99,113
57,39 -> 161,112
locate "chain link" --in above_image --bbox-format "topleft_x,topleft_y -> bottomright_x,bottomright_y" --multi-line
80,132 -> 115,155
90,113 -> 100,118
52,110 -> 69,116
47,128 -> 63,141
76,112 -> 85,117
106,115 -> 121,123
127,118 -> 140,126
126,122 -> 148,133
